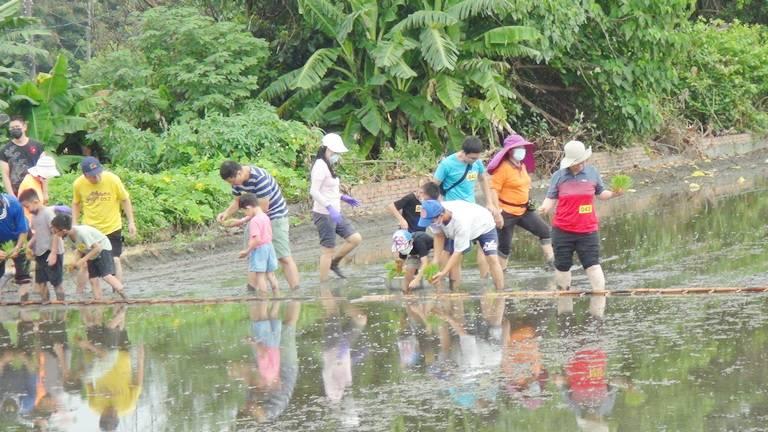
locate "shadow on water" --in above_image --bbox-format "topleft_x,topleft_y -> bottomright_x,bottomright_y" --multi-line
1,292 -> 768,431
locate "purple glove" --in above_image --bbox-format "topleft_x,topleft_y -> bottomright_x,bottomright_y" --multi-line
326,206 -> 343,224
341,194 -> 361,207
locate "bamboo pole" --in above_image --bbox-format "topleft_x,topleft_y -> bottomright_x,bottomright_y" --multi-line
1,287 -> 766,307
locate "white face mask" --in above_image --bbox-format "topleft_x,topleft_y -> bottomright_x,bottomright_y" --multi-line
512,148 -> 526,162
329,154 -> 341,165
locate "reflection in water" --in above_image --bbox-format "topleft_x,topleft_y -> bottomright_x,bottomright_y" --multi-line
233,300 -> 300,425
2,292 -> 767,431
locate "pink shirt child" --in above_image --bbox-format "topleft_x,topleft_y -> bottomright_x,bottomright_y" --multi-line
248,212 -> 273,249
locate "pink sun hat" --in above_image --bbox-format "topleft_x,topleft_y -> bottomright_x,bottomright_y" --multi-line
486,134 -> 536,174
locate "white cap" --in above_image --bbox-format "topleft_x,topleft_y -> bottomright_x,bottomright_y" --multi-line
322,133 -> 349,153
28,154 -> 60,179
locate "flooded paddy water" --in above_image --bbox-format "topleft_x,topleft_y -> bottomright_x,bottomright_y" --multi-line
0,185 -> 767,430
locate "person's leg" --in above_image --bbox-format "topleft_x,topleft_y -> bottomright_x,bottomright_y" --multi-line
254,272 -> 268,293
102,275 -> 124,296
517,211 -> 554,265
107,231 -> 124,284
272,218 -> 300,289
93,250 -> 124,299
313,212 -> 337,282
319,247 -> 335,282
551,227 -> 575,290
476,248 -> 489,279
90,278 -> 103,300
477,230 -> 504,290
247,272 -> 259,291
496,212 -> 517,270
36,283 -> 49,302
333,217 -> 362,267
267,272 -> 279,292
576,232 -> 604,292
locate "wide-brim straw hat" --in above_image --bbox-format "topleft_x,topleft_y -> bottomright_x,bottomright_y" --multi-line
27,154 -> 60,178
487,134 -> 536,174
559,140 -> 592,169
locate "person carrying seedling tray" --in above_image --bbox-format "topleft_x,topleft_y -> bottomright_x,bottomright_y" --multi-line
0,193 -> 32,301
538,141 -> 625,292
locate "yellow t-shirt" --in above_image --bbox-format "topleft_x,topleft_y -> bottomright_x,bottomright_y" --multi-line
87,350 -> 142,416
73,171 -> 129,234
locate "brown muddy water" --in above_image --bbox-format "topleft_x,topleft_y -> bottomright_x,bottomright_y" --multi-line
0,187 -> 767,431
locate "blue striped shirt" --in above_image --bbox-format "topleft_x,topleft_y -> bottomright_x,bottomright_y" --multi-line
232,166 -> 288,220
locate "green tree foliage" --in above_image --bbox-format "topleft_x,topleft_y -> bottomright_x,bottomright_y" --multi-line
550,0 -> 696,144
676,20 -> 768,133
262,0 -> 543,155
79,7 -> 270,126
0,0 -> 49,110
9,54 -> 96,148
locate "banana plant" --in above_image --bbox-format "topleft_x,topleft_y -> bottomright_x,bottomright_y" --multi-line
10,54 -> 98,147
260,0 -> 542,156
0,0 -> 49,110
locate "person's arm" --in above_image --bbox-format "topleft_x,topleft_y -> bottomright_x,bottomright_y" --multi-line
10,204 -> 27,257
11,232 -> 27,258
0,161 -> 13,197
432,250 -> 463,283
217,196 -> 241,223
538,197 -> 557,215
120,198 -> 137,237
47,230 -> 59,266
598,190 -> 622,200
479,172 -> 499,214
41,178 -> 49,204
409,256 -> 430,288
309,162 -> 331,207
71,200 -> 81,226
135,344 -> 145,385
238,223 -> 262,258
431,231 -> 445,265
386,203 -> 409,230
77,241 -> 102,266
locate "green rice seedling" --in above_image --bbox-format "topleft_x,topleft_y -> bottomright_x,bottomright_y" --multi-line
422,263 -> 440,280
384,261 -> 404,280
610,174 -> 634,192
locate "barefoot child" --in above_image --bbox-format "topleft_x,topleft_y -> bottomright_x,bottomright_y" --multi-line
50,213 -> 126,300
19,189 -> 65,301
238,194 -> 279,293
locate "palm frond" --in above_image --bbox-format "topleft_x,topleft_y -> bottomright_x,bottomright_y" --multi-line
458,58 -> 509,73
0,0 -> 20,20
447,0 -> 514,20
292,48 -> 340,90
388,58 -> 418,79
370,35 -> 418,68
298,0 -> 346,39
435,74 -> 463,110
389,11 -> 458,35
258,69 -> 301,101
420,27 -> 458,71
303,82 -> 356,123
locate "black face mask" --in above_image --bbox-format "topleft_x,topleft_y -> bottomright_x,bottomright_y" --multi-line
9,129 -> 22,139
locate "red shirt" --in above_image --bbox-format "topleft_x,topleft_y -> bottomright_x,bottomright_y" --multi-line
546,166 -> 605,233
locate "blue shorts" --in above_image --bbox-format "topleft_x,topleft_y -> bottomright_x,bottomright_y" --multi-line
249,243 -> 278,273
251,320 -> 282,348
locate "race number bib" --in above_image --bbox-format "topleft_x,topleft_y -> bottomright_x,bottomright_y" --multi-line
578,204 -> 593,214
415,204 -> 422,213
466,171 -> 478,181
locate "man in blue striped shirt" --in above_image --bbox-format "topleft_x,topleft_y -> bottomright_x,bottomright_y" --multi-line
217,161 -> 299,289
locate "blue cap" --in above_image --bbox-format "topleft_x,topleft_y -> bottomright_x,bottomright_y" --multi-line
80,156 -> 103,176
417,200 -> 444,228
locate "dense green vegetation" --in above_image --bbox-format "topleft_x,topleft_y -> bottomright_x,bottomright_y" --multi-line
1,0 -> 768,239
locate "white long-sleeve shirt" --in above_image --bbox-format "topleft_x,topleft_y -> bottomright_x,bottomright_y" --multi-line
310,159 -> 341,214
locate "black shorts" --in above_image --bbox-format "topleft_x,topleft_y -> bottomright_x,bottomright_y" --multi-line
87,250 -> 116,279
551,227 -> 600,271
35,252 -> 64,286
0,253 -> 31,284
106,230 -> 123,257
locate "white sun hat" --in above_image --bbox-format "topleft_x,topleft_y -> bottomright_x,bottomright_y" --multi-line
28,154 -> 61,179
322,133 -> 349,153
559,140 -> 593,170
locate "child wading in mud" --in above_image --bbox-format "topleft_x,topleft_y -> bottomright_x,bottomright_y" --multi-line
50,213 -> 126,300
238,193 -> 279,293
